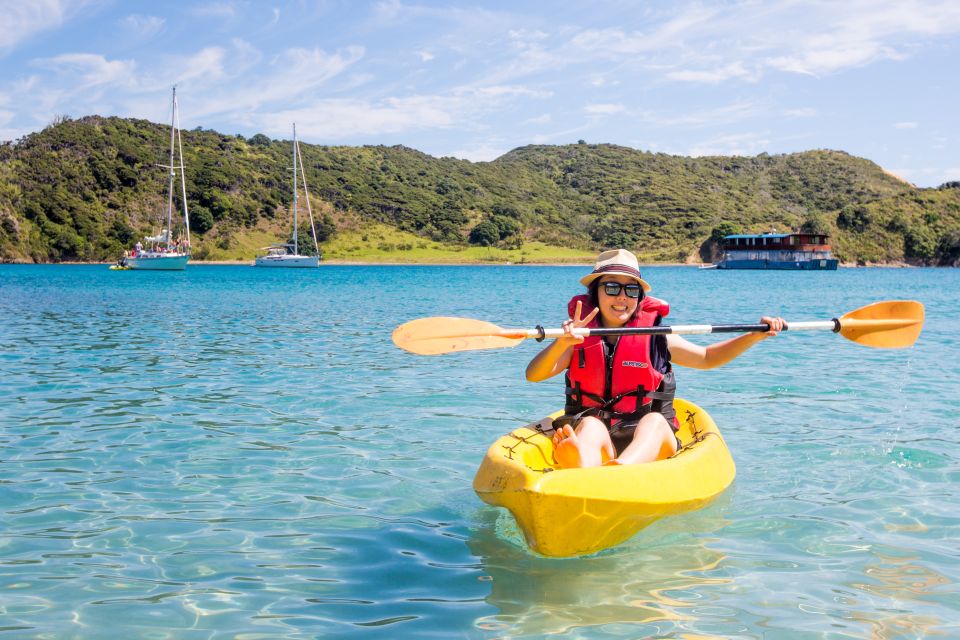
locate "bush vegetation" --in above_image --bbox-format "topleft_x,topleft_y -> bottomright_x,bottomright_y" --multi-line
1,117 -> 958,265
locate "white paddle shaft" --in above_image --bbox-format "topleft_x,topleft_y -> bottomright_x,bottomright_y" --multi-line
521,319 -> 839,340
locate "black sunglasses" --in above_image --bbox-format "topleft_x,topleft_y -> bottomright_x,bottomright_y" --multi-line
600,281 -> 643,298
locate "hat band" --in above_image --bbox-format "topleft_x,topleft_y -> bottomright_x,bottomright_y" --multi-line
592,264 -> 642,279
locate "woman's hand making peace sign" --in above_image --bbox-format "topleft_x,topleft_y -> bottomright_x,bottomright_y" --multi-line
558,300 -> 599,345
525,299 -> 600,382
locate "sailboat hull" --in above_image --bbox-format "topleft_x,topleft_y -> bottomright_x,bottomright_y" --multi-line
254,255 -> 318,268
127,254 -> 190,270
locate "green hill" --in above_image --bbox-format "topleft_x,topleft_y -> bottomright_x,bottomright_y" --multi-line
1,116 -> 958,265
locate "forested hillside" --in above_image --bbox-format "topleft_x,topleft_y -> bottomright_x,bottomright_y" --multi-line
1,115 -> 958,265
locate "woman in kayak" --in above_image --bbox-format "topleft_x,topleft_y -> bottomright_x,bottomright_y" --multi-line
526,248 -> 785,468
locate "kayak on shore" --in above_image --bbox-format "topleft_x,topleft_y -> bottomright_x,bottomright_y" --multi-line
472,397 -> 736,557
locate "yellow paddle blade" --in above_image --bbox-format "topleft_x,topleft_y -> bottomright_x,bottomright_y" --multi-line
391,317 -> 526,355
838,300 -> 924,348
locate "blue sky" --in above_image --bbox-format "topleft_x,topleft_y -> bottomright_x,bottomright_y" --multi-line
1,0 -> 958,187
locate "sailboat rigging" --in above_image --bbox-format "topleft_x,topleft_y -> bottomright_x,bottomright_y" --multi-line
124,86 -> 191,270
254,124 -> 320,268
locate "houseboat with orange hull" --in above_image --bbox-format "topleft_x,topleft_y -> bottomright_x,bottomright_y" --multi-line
717,232 -> 839,270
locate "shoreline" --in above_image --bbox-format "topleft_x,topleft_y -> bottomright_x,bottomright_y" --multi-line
2,259 -> 922,268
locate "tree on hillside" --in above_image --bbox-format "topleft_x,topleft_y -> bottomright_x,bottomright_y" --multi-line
801,213 -> 832,235
709,222 -> 742,242
700,222 -> 742,263
469,220 -> 500,246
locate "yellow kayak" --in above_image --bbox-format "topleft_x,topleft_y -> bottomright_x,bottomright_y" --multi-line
473,398 -> 735,557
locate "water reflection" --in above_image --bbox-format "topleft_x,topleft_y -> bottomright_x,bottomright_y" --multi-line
469,501 -> 734,637
849,551 -> 949,638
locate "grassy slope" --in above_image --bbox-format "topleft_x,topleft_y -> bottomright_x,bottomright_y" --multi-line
193,219 -> 594,263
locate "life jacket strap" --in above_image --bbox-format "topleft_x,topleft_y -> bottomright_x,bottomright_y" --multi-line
564,385 -> 652,422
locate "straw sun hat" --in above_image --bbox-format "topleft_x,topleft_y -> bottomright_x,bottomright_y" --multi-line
579,249 -> 651,293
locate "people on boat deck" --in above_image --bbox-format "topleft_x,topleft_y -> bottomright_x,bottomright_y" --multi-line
526,248 -> 785,469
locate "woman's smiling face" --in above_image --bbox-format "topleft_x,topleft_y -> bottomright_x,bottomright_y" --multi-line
597,275 -> 641,327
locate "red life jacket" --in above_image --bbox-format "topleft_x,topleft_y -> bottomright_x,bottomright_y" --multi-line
565,294 -> 674,424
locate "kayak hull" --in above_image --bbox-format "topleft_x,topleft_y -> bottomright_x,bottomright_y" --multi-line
473,398 -> 735,557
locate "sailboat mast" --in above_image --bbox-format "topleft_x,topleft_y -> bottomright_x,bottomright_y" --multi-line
292,123 -> 298,256
175,100 -> 191,251
166,87 -> 177,252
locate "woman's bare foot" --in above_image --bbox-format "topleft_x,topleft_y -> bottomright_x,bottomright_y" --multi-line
553,425 -> 585,468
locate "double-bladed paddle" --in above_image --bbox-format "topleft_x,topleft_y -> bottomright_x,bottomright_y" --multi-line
392,300 -> 924,356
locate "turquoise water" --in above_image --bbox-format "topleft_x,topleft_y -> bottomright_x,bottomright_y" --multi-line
1,264 -> 958,638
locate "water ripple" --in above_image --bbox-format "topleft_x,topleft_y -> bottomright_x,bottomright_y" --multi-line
1,264 -> 958,638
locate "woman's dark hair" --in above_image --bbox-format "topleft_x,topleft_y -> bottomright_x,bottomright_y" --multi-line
588,281 -> 600,309
589,279 -> 645,319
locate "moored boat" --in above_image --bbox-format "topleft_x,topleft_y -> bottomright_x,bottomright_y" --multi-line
125,86 -> 192,271
254,124 -> 320,268
716,232 -> 838,270
473,397 -> 735,557
253,245 -> 319,268
126,251 -> 189,270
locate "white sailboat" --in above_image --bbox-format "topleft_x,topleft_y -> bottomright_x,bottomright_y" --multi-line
255,124 -> 320,268
126,86 -> 191,271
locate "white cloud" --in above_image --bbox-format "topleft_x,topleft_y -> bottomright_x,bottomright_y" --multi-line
469,85 -> 551,99
175,47 -> 228,84
10,52 -> 140,133
340,73 -> 376,91
783,107 -> 817,118
563,1 -> 960,84
252,79 -> 549,142
584,103 -> 625,115
33,53 -> 137,88
636,100 -> 761,128
891,166 -> 960,186
260,96 -> 455,140
525,113 -> 552,125
372,0 -> 403,22
527,122 -> 593,146
470,46 -> 562,86
417,50 -> 435,62
687,132 -> 772,157
447,142 -> 510,162
181,45 -> 364,121
0,0 -> 76,50
191,2 -> 238,20
118,14 -> 164,38
508,28 -> 549,49
766,42 -> 901,76
942,169 -> 960,183
589,76 -> 619,87
894,121 -> 919,129
668,62 -> 751,84
571,6 -> 719,56
0,108 -> 19,141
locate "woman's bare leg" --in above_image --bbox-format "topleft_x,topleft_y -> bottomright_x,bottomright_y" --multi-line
552,416 -> 615,468
609,413 -> 677,465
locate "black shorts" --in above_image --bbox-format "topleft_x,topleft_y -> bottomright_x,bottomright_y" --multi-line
609,417 -> 681,456
553,412 -> 681,456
